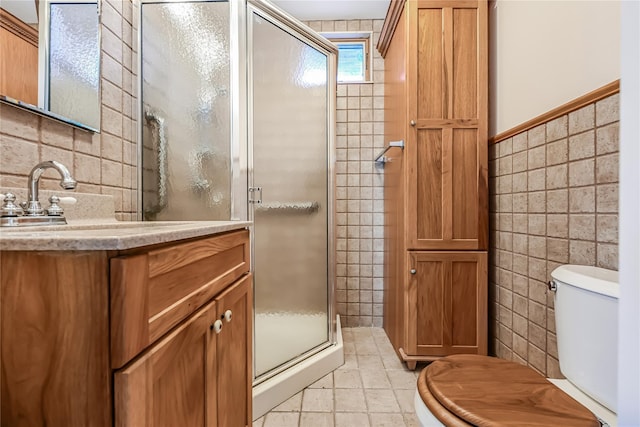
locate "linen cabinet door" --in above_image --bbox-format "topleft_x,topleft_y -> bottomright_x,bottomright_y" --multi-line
406,1 -> 488,250
215,274 -> 252,427
407,252 -> 488,357
114,301 -> 218,427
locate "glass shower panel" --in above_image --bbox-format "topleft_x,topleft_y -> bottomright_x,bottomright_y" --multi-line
251,13 -> 329,378
141,1 -> 231,220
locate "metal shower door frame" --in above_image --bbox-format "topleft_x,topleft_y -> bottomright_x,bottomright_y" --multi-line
247,0 -> 338,384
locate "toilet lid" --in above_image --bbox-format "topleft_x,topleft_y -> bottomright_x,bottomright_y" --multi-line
423,354 -> 600,427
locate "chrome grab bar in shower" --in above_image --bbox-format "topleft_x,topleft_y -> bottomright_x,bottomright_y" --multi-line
255,201 -> 320,213
145,109 -> 168,214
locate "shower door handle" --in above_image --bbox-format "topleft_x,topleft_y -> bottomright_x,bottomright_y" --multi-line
144,109 -> 168,215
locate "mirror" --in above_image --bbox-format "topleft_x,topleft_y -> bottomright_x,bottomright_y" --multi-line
0,0 -> 100,132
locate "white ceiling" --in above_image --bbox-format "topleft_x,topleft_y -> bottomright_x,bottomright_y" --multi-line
1,0 -> 38,24
271,0 -> 390,21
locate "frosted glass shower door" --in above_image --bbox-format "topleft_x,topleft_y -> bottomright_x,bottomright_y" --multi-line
140,1 -> 232,221
250,11 -> 331,378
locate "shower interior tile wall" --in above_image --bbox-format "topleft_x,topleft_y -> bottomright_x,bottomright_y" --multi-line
488,93 -> 620,377
305,19 -> 386,328
0,0 -> 138,220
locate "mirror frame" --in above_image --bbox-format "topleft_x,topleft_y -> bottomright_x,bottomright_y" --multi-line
0,0 -> 101,133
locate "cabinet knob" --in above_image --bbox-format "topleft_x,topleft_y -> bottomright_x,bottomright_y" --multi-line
224,309 -> 233,322
211,319 -> 223,334
410,269 -> 417,275
410,120 -> 416,127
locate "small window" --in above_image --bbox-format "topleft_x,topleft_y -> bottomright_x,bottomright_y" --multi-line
323,33 -> 372,83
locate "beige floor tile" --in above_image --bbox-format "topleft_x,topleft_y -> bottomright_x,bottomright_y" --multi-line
360,368 -> 392,389
364,389 -> 401,413
403,412 -> 421,427
302,388 -> 334,412
355,340 -> 379,355
381,355 -> 405,370
387,369 -> 418,389
252,416 -> 264,427
358,354 -> 385,370
335,412 -> 371,427
394,389 -> 415,413
335,388 -> 367,412
334,369 -> 363,388
309,372 -> 334,389
339,353 -> 359,370
369,412 -> 406,427
272,391 -> 303,412
263,412 -> 300,427
343,342 -> 356,354
300,412 -> 334,427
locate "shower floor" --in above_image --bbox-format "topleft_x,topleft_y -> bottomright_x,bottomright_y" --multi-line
255,312 -> 329,378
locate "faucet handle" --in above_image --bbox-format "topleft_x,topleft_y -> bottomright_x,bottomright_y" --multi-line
46,195 -> 77,216
1,193 -> 24,217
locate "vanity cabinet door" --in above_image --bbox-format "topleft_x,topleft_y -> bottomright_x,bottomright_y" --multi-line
114,301 -> 218,427
407,251 -> 488,357
215,274 -> 252,427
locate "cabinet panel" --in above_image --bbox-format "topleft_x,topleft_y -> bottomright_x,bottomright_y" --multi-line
408,252 -> 487,357
215,274 -> 252,427
452,129 -> 478,240
410,128 -> 483,249
417,8 -> 444,119
452,8 -> 478,119
114,301 -> 217,427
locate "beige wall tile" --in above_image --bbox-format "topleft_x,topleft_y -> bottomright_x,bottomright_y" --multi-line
0,136 -> 39,175
527,146 -> 546,170
569,186 -> 596,213
596,93 -> 619,126
568,104 -> 594,135
596,122 -> 619,155
546,164 -> 567,189
568,130 -> 595,160
527,124 -> 546,148
569,214 -> 596,240
546,115 -> 567,141
596,184 -> 618,213
569,159 -> 595,187
597,214 -> 618,243
490,93 -> 618,377
41,119 -> 74,150
596,153 -> 619,184
546,139 -> 568,166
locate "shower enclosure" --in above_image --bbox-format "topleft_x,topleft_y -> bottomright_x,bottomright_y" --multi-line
138,0 -> 341,418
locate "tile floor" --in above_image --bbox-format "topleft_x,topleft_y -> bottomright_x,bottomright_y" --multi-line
253,327 -> 423,427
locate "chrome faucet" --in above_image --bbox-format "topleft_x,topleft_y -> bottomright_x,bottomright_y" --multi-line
24,161 -> 77,216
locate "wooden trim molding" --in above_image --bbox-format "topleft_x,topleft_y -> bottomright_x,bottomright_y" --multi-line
0,8 -> 38,47
490,80 -> 620,144
377,0 -> 405,58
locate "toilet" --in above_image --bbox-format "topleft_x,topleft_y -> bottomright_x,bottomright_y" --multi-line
414,265 -> 619,426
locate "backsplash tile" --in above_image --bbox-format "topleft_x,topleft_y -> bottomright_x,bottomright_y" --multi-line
489,93 -> 620,377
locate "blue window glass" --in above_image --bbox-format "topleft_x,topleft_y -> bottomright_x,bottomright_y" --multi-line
336,41 -> 368,83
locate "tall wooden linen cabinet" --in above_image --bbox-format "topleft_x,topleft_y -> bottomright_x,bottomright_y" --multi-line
378,0 -> 488,369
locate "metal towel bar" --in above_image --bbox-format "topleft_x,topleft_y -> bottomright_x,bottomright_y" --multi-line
375,140 -> 404,163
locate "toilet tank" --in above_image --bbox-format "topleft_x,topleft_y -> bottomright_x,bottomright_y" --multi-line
551,265 -> 619,413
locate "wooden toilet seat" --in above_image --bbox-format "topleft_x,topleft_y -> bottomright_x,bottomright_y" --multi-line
418,354 -> 601,426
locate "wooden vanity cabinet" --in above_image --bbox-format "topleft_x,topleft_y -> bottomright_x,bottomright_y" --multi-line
378,0 -> 488,368
0,228 -> 252,427
114,274 -> 252,427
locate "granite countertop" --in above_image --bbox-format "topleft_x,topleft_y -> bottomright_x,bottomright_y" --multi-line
0,220 -> 252,251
